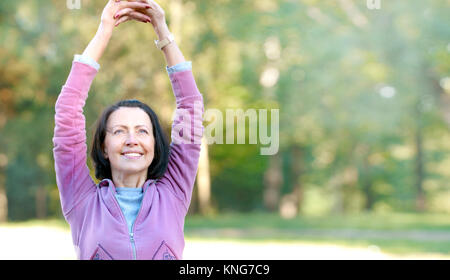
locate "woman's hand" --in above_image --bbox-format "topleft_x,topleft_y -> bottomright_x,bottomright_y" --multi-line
81,0 -> 151,63
100,0 -> 152,33
114,0 -> 169,40
113,0 -> 185,67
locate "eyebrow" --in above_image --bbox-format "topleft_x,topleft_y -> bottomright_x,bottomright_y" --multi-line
111,125 -> 151,129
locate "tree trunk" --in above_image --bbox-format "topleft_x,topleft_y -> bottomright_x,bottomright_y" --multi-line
263,153 -> 283,212
196,137 -> 212,215
0,153 -> 7,222
279,145 -> 303,218
362,182 -> 374,211
0,169 -> 7,223
291,145 -> 303,215
362,152 -> 374,211
414,122 -> 426,212
35,186 -> 47,219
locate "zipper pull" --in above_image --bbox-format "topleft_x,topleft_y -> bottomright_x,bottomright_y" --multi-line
129,232 -> 137,260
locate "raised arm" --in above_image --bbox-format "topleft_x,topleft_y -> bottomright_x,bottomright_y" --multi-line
148,4 -> 185,67
53,0 -> 152,218
160,68 -> 204,214
53,60 -> 98,218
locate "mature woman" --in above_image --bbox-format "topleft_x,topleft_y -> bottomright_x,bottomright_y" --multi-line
53,0 -> 203,260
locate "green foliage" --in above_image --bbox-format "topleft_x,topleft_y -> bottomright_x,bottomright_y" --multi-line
0,0 -> 449,220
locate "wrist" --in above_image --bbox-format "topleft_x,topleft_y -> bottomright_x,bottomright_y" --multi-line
82,23 -> 112,63
154,21 -> 171,40
97,22 -> 113,39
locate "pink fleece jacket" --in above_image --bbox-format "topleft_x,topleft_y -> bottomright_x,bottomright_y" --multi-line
53,61 -> 204,260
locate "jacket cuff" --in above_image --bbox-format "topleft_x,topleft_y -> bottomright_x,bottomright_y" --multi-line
166,61 -> 192,75
74,54 -> 100,71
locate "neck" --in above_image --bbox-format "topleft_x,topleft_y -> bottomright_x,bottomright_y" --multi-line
112,171 -> 147,188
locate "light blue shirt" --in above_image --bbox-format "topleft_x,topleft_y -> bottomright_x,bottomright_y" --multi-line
114,187 -> 144,233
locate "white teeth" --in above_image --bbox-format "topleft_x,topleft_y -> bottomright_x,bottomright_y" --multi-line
123,153 -> 141,157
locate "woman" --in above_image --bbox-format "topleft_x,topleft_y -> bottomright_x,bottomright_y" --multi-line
53,0 -> 203,260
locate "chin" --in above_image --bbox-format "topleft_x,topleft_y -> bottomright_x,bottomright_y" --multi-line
117,163 -> 149,173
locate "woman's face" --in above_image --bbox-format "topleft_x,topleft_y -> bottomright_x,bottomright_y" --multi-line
103,107 -> 155,178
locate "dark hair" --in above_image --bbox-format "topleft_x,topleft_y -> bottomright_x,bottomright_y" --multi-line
90,99 -> 169,181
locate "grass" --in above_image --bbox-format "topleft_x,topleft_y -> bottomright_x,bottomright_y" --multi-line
185,212 -> 450,231
184,212 -> 450,257
2,212 -> 450,257
0,218 -> 69,229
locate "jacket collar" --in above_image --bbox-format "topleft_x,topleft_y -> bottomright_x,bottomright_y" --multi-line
99,178 -> 156,192
97,178 -> 156,221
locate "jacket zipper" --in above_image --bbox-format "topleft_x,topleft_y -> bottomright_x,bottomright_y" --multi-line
130,232 -> 136,260
130,185 -> 148,260
111,185 -> 149,260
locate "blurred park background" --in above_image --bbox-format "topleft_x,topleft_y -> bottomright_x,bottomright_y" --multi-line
1,0 -> 450,259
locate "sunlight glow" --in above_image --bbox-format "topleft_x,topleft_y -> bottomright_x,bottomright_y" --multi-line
440,77 -> 450,94
379,86 -> 396,99
260,67 -> 280,88
264,37 -> 281,61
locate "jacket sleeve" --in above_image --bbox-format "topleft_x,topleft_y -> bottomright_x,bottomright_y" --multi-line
158,69 -> 204,213
52,61 -> 98,218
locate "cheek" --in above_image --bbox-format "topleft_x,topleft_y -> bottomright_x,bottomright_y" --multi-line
145,138 -> 156,158
146,136 -> 155,150
148,144 -> 155,158
104,137 -> 120,155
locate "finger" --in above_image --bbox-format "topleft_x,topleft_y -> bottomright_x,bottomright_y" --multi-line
140,0 -> 164,17
118,1 -> 151,11
114,7 -> 152,20
114,7 -> 152,23
145,0 -> 162,10
115,15 -> 131,27
114,7 -> 134,19
127,11 -> 152,23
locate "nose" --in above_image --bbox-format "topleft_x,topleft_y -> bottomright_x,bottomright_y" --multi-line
124,132 -> 138,146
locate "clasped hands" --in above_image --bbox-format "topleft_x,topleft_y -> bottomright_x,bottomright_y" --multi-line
101,0 -> 166,31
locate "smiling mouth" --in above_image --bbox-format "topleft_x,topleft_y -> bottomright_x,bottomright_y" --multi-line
121,153 -> 143,159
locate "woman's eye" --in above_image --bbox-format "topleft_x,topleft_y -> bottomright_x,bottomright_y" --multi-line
114,130 -> 124,135
139,129 -> 149,134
